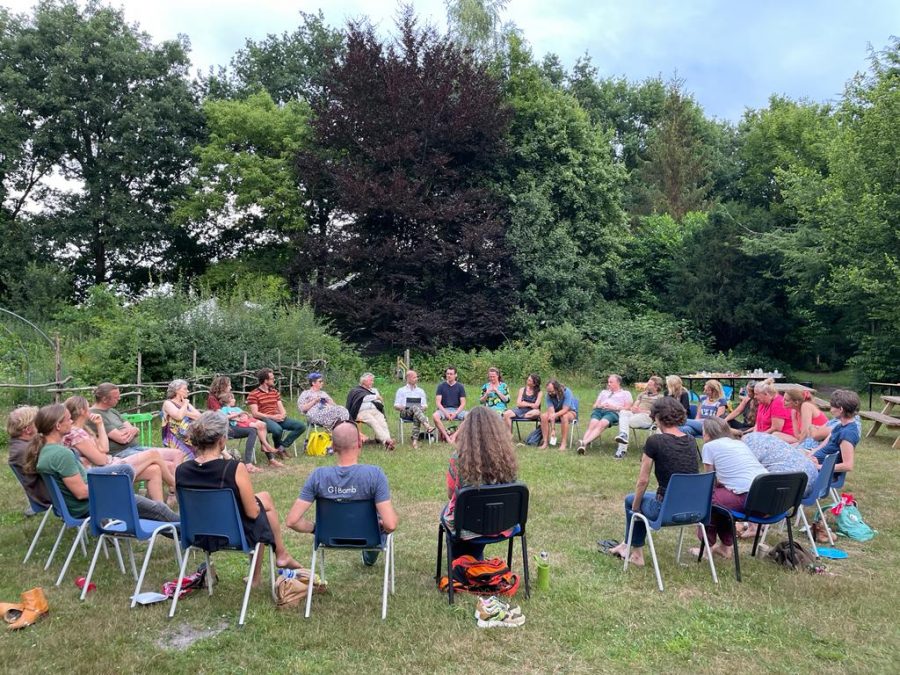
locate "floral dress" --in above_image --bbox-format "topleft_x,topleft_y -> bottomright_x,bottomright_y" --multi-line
162,404 -> 195,459
297,389 -> 350,429
480,382 -> 510,413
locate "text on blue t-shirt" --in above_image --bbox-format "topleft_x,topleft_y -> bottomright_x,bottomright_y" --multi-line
300,464 -> 391,503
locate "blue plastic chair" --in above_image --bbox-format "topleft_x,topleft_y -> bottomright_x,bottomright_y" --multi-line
40,473 -> 94,586
9,464 -> 53,564
706,471 -> 808,581
306,498 -> 395,619
829,470 -> 847,504
436,482 -> 529,604
81,469 -> 181,606
722,385 -> 734,400
794,453 -> 839,555
168,487 -> 275,626
624,472 -> 719,592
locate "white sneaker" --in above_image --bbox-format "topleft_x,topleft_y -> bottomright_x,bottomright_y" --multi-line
614,446 -> 627,459
614,432 -> 629,445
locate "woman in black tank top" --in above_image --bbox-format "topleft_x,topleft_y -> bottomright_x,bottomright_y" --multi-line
503,373 -> 543,430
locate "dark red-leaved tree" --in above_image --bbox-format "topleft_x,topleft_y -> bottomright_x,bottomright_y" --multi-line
295,9 -> 513,351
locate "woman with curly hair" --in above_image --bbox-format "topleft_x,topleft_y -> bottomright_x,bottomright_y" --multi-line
442,407 -> 518,560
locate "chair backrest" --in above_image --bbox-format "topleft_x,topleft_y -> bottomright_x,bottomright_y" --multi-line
656,472 -> 716,527
808,452 -> 839,502
177,487 -> 249,553
314,498 -> 382,548
8,463 -> 49,514
86,469 -> 141,537
453,483 -> 529,537
40,473 -> 83,524
688,390 -> 700,403
722,385 -> 734,400
743,472 -> 808,518
830,470 -> 846,491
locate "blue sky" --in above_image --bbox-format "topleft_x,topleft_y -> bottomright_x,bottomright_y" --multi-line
4,0 -> 898,120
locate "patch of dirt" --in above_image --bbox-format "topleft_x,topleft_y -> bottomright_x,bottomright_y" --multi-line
156,620 -> 229,651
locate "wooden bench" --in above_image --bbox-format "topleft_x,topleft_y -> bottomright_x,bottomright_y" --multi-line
812,396 -> 830,410
862,395 -> 900,449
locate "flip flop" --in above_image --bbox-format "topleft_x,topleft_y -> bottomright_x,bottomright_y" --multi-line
597,539 -> 621,556
815,547 -> 848,559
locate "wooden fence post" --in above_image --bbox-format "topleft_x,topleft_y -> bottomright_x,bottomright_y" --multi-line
136,351 -> 143,409
242,351 -> 248,394
54,335 -> 62,403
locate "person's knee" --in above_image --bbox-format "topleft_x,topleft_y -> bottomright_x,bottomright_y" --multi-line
257,491 -> 273,509
144,464 -> 161,479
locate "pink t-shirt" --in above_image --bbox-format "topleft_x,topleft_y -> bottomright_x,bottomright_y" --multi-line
755,394 -> 795,436
596,389 -> 633,410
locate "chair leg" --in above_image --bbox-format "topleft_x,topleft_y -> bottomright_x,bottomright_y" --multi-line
699,525 -> 718,585
644,527 -> 664,592
390,533 -> 396,594
446,532 -> 455,605
751,524 -> 763,557
56,519 -> 90,586
168,545 -> 194,619
676,527 -> 685,564
81,534 -> 107,601
798,508 -> 819,557
269,545 -> 277,602
127,539 -> 138,580
785,517 -> 798,570
731,518 -> 741,582
239,543 -> 261,626
624,513 -> 639,571
520,532 -> 530,598
44,522 -> 67,570
435,524 -> 443,583
24,509 -> 52,564
507,537 -> 514,569
206,552 -> 214,595
381,535 -> 392,620
305,545 -> 318,618
816,500 -> 836,545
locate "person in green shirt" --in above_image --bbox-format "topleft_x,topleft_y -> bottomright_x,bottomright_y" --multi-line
25,404 -> 177,522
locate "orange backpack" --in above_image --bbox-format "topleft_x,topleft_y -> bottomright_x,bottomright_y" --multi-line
438,555 -> 521,596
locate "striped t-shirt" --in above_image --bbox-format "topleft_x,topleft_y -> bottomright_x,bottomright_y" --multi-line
247,387 -> 282,416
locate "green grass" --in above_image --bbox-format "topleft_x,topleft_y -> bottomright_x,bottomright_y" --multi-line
1,380 -> 898,674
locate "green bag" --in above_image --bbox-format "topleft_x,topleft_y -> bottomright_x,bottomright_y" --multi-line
835,504 -> 876,542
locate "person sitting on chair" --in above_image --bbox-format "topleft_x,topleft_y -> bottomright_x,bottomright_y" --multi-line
782,388 -> 829,450
613,376 -> 665,451
248,368 -> 306,458
479,367 -> 510,414
285,421 -> 398,566
682,379 -> 729,439
502,373 -> 543,431
432,366 -> 468,443
24,404 -> 177,522
162,379 -> 203,460
442,407 -> 518,560
346,372 -> 395,451
539,380 -> 578,451
753,379 -> 796,442
725,381 -> 758,433
6,406 -> 50,510
602,397 -> 699,566
393,370 -> 435,448
808,389 -> 860,477
577,374 -> 633,457
297,372 -> 350,430
176,411 -> 303,583
207,375 -> 279,468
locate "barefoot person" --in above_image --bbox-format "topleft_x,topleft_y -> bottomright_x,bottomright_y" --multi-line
690,417 -> 768,560
603,398 -> 698,566
176,412 -> 302,581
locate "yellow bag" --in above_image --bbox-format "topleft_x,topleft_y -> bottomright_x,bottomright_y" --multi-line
305,430 -> 331,456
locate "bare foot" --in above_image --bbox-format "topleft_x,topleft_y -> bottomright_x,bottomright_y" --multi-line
268,459 -> 285,468
275,554 -> 303,569
538,444 -> 548,449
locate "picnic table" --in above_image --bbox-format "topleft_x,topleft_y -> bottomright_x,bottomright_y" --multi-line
862,395 -> 900,450
679,372 -> 784,400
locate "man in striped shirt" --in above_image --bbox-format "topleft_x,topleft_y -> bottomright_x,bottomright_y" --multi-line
248,368 -> 306,456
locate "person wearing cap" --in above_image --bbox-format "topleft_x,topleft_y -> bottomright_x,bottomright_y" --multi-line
297,372 -> 350,430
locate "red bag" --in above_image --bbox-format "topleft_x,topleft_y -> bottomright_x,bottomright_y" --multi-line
438,555 -> 520,596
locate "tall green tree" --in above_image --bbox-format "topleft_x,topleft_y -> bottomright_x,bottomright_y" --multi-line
0,0 -> 202,290
498,35 -> 626,329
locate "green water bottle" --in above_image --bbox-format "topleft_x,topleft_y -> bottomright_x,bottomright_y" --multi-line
537,550 -> 550,591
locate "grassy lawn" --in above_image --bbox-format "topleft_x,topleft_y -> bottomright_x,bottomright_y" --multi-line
1,380 -> 898,673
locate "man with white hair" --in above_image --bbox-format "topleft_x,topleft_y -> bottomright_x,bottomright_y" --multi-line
346,372 -> 395,451
393,370 -> 435,448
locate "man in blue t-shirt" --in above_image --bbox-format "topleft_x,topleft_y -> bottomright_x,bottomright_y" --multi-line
286,421 -> 397,565
432,366 -> 468,443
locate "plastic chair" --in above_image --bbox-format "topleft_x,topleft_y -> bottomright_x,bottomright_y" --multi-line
624,472 -> 719,592
169,487 -> 276,626
305,498 -> 395,620
510,416 -> 539,441
9,464 -> 53,564
122,412 -> 156,447
829,470 -> 847,504
40,474 -> 93,586
397,398 -> 434,446
795,453 -> 839,555
81,469 -> 182,606
704,472 -> 808,582
435,483 -> 530,605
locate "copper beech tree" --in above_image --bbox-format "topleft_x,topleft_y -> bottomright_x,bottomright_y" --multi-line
296,12 -> 513,350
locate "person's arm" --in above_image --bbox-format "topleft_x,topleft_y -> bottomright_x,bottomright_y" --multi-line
285,498 -> 315,534
62,473 -> 89,500
249,401 -> 266,421
233,462 -> 261,519
532,391 -> 543,409
630,454 -> 653,507
393,388 -> 405,412
833,441 -> 855,473
798,403 -> 815,440
88,413 -> 110,455
725,397 -> 748,422
515,387 -> 527,408
498,384 -> 510,403
715,402 -> 727,418
72,436 -> 109,466
457,396 -> 467,412
163,399 -> 192,421
376,499 -> 398,533
299,395 -> 317,414
767,416 -> 785,434
480,385 -> 490,403
275,400 -> 287,420
435,393 -> 446,416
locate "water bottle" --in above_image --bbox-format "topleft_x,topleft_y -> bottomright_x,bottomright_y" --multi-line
536,550 -> 550,591
278,568 -> 298,579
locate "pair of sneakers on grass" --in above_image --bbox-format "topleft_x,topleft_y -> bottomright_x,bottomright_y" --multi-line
474,596 -> 525,628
